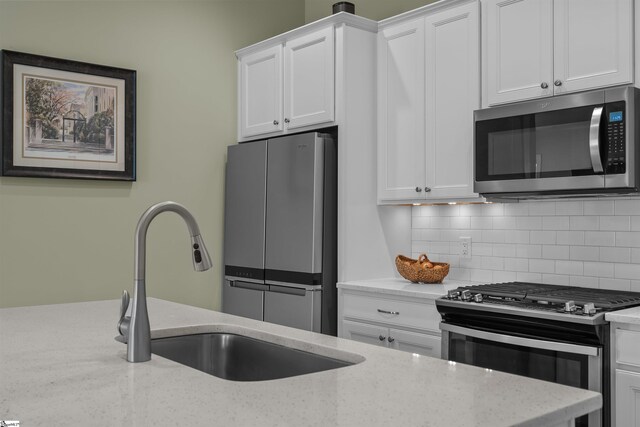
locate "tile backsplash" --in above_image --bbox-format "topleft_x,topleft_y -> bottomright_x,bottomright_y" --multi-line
411,199 -> 640,291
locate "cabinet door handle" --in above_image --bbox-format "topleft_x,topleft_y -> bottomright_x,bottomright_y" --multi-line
379,335 -> 386,341
540,82 -> 549,89
273,120 -> 279,125
387,336 -> 395,343
554,80 -> 562,87
377,309 -> 400,315
415,187 -> 422,193
424,187 -> 431,193
284,118 -> 290,124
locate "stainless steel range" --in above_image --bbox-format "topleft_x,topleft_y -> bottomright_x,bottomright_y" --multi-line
436,282 -> 640,427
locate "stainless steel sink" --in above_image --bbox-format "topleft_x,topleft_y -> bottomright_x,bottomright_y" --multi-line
151,333 -> 354,381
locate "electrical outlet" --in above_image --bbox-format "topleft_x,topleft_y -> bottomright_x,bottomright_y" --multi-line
460,237 -> 472,259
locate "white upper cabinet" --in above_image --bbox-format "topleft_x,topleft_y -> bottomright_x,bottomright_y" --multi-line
237,25 -> 335,140
483,0 -> 633,107
483,0 -> 554,106
284,26 -> 335,130
425,1 -> 479,200
377,1 -> 480,203
239,45 -> 283,138
553,0 -> 633,95
377,19 -> 426,202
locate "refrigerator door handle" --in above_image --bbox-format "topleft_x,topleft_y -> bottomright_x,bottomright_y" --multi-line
265,280 -> 322,291
267,285 -> 311,296
229,281 -> 270,292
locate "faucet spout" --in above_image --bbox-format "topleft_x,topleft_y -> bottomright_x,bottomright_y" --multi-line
123,201 -> 212,363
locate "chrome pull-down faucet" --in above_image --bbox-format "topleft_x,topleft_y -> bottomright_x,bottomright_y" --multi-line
118,201 -> 213,362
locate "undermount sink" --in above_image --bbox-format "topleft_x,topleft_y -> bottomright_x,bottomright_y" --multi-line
150,333 -> 355,381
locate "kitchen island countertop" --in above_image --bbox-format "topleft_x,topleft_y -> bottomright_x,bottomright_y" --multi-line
0,298 -> 601,426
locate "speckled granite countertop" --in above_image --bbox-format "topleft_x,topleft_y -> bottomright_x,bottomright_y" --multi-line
337,277 -> 478,299
606,306 -> 640,325
0,298 -> 600,426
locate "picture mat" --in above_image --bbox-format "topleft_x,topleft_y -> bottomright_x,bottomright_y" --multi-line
12,64 -> 126,172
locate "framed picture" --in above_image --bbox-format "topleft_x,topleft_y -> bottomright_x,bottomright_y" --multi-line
1,50 -> 136,180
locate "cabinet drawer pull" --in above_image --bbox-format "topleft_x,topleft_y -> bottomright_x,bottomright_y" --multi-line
377,309 -> 400,315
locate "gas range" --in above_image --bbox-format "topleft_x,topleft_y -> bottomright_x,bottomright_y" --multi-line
436,281 -> 640,325
437,281 -> 640,427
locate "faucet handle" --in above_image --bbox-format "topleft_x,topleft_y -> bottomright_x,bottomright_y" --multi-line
118,290 -> 130,336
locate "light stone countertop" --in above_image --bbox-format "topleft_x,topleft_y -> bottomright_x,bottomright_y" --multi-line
606,306 -> 640,325
337,277 -> 478,299
0,298 -> 601,426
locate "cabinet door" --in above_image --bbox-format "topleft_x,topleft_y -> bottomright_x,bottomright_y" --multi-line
239,45 -> 283,138
377,19 -> 427,202
425,1 -> 479,200
554,0 -> 632,95
615,369 -> 640,427
341,320 -> 388,348
483,0 -> 553,106
388,328 -> 441,358
284,26 -> 335,130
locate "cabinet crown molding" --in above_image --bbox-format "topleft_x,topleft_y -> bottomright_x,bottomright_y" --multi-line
378,0 -> 478,29
236,12 -> 377,58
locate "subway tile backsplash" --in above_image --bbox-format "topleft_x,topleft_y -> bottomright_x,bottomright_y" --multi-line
411,199 -> 640,292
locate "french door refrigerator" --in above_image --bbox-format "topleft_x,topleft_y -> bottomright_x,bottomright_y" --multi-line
222,132 -> 337,335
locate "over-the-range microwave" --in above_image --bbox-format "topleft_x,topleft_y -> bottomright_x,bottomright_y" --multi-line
474,85 -> 640,199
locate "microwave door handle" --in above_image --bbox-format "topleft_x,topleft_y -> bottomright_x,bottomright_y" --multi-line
589,106 -> 604,173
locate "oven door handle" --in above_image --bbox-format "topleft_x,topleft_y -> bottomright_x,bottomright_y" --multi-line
589,106 -> 604,174
440,323 -> 600,357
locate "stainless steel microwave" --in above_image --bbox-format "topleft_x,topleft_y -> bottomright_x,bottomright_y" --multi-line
474,86 -> 640,199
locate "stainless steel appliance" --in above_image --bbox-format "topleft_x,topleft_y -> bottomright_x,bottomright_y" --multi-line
437,282 -> 640,427
474,86 -> 640,198
223,132 -> 337,335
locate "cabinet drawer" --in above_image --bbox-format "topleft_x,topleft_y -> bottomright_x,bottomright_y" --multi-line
616,329 -> 640,368
342,292 -> 440,332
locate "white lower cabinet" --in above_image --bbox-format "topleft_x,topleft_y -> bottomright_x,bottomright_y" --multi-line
612,324 -> 640,426
342,320 -> 441,357
615,369 -> 640,426
339,288 -> 442,359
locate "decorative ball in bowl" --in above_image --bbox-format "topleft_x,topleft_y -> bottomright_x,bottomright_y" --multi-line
395,254 -> 449,284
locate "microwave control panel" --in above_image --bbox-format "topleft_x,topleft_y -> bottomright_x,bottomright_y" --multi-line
605,102 -> 626,174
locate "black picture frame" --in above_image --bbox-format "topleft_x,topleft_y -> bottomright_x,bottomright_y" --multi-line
1,50 -> 136,181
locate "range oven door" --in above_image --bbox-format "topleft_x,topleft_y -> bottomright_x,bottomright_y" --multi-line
441,323 -> 602,427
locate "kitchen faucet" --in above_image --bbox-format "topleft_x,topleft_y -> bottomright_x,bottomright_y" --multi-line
117,201 -> 212,362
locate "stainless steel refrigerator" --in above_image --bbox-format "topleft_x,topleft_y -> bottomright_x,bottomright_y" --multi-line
222,132 -> 337,335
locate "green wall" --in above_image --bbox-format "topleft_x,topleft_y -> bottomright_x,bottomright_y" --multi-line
305,0 -> 437,22
0,0 -> 305,309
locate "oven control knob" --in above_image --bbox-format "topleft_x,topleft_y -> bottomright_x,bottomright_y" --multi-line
583,303 -> 597,316
564,300 -> 577,313
473,293 -> 483,303
447,290 -> 461,300
460,290 -> 472,302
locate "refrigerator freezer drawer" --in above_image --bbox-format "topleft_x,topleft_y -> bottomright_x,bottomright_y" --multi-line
264,285 -> 321,332
222,280 -> 265,321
